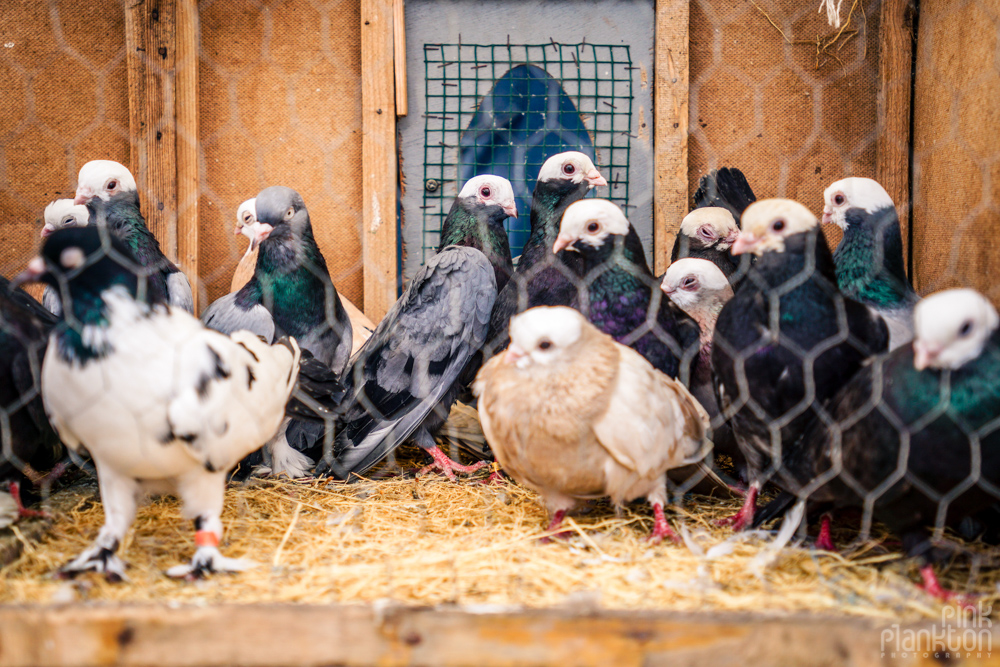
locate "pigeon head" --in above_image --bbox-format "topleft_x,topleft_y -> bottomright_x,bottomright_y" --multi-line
536,151 -> 607,189
251,186 -> 309,248
679,207 -> 740,251
458,175 -> 518,220
912,289 -> 999,371
74,160 -> 138,206
505,306 -> 588,369
42,199 -> 90,238
731,199 -> 818,256
14,226 -> 140,303
234,198 -> 259,246
822,177 -> 894,230
661,258 -> 733,317
552,198 -> 629,254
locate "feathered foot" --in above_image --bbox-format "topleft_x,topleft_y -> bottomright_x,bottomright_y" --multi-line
166,530 -> 256,580
648,502 -> 680,544
815,513 -> 837,551
715,485 -> 758,531
417,445 -> 488,481
8,481 -> 50,520
58,544 -> 128,583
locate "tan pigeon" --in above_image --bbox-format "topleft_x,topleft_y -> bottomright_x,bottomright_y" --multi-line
474,306 -> 710,542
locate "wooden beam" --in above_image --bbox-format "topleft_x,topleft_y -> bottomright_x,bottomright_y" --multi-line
124,0 -> 178,260
876,0 -> 914,269
652,0 -> 689,276
361,0 -> 399,320
393,0 -> 408,117
175,0 -> 199,312
0,603 -> 977,667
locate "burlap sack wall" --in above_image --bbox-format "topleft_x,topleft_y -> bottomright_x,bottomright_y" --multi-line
0,0 -> 130,301
197,0 -> 364,310
689,0 -> 881,250
911,0 -> 1000,304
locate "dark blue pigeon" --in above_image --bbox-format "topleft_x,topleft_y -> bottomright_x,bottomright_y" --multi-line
460,64 -> 596,255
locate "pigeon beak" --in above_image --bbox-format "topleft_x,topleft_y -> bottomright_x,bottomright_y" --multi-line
40,225 -> 54,238
912,342 -> 941,371
660,282 -> 675,297
552,234 -> 576,254
503,343 -> 528,366
234,226 -> 243,237
821,210 -> 834,226
731,232 -> 758,256
502,201 -> 518,219
73,187 -> 94,206
585,169 -> 608,188
11,256 -> 47,289
251,223 -> 273,251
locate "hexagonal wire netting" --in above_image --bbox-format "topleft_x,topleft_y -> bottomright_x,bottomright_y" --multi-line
0,0 -> 999,600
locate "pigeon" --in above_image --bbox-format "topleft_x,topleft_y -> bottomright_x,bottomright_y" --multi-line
755,289 -> 1000,602
822,177 -> 919,349
0,275 -> 64,520
325,246 -> 497,480
15,226 -> 301,580
712,199 -> 889,530
474,306 -> 711,542
73,160 -> 194,313
669,208 -> 742,283
552,199 -> 700,379
660,258 -> 742,476
486,152 -> 607,353
438,174 -> 517,292
40,199 -> 91,316
201,186 -> 353,478
228,199 -> 375,356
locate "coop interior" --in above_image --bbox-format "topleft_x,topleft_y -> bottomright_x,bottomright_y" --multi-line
1,0 -> 1000,664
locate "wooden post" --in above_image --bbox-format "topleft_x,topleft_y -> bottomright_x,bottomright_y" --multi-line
175,0 -> 199,312
653,0 -> 689,275
876,0 -> 914,268
125,0 -> 178,259
393,0 -> 408,117
361,0 -> 399,320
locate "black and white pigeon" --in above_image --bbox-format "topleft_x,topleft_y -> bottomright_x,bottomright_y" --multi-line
486,152 -> 607,354
40,199 -> 91,316
822,177 -> 919,349
0,275 -> 64,523
660,258 -> 743,476
321,176 -> 517,480
15,226 -> 301,580
552,198 -> 700,379
711,199 -> 889,530
73,160 -> 193,313
755,289 -> 1000,602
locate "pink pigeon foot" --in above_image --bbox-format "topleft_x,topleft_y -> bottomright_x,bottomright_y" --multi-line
648,502 -> 680,543
8,481 -> 50,520
815,514 -> 837,551
417,445 -> 488,481
715,485 -> 758,531
540,509 -> 573,543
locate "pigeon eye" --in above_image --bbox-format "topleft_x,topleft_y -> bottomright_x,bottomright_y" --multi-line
959,321 -> 974,337
563,163 -> 576,175
538,339 -> 553,350
771,219 -> 786,232
586,222 -> 600,234
833,193 -> 846,206
243,213 -> 253,224
480,186 -> 491,199
682,277 -> 697,290
63,216 -> 76,227
284,207 -> 295,220
106,179 -> 117,191
698,226 -> 716,240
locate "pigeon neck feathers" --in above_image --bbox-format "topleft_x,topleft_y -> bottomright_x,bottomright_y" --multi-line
438,199 -> 514,292
749,227 -> 839,291
833,206 -> 913,308
526,178 -> 590,249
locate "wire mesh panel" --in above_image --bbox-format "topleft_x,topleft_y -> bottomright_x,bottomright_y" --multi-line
419,42 -> 634,260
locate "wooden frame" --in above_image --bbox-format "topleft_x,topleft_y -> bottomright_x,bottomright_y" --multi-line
0,604 -> 959,666
652,0 -> 690,276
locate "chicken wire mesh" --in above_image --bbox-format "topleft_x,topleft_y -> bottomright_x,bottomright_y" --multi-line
0,0 -> 997,613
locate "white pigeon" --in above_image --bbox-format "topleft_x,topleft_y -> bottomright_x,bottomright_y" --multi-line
40,199 -> 91,315
17,225 -> 300,580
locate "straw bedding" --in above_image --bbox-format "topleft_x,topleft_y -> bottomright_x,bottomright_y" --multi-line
2,444 -> 998,622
